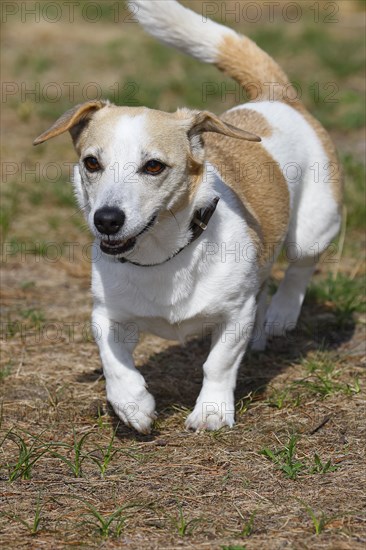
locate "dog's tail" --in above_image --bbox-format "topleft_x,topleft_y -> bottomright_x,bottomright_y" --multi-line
129,0 -> 299,105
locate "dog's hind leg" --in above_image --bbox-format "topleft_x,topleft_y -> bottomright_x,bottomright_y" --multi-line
264,261 -> 315,337
265,164 -> 341,338
250,283 -> 269,351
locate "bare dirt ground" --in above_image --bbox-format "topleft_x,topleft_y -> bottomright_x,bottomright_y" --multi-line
1,1 -> 365,548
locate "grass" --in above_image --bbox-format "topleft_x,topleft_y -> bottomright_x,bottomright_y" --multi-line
1,1 -> 365,548
0,426 -> 142,483
49,429 -> 93,478
0,183 -> 19,242
3,430 -> 50,482
261,434 -> 338,480
342,154 -> 366,229
4,239 -> 77,261
88,425 -> 119,477
261,435 -> 306,480
1,494 -> 44,535
235,507 -> 256,537
266,388 -> 301,410
0,364 -> 12,381
299,27 -> 364,78
1,308 -> 46,341
72,497 -> 141,538
306,273 -> 366,327
28,176 -> 76,209
297,353 -> 345,397
310,453 -> 338,475
15,53 -> 53,76
174,501 -> 203,537
266,351 -> 361,409
20,308 -> 45,325
50,179 -> 76,207
299,500 -> 333,535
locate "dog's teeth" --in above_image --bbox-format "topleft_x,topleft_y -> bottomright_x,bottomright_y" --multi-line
102,239 -> 126,247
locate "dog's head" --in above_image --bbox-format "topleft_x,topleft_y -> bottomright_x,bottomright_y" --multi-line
34,100 -> 260,259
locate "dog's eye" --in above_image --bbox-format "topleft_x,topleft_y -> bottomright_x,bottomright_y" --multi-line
84,156 -> 101,172
143,160 -> 166,175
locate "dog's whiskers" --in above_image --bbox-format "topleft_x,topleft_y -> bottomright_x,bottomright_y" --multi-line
66,201 -> 91,225
168,209 -> 181,231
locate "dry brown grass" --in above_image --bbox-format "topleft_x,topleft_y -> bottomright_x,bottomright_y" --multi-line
1,1 -> 365,548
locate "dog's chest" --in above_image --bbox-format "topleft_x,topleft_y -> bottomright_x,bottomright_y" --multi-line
92,250 -> 247,340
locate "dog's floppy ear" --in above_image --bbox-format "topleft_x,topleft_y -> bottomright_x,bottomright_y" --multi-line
176,109 -> 261,164
188,110 -> 261,143
33,100 -> 109,145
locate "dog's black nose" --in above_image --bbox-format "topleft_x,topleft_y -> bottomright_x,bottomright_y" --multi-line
94,207 -> 125,235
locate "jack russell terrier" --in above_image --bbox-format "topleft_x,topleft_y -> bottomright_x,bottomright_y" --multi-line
34,0 -> 342,433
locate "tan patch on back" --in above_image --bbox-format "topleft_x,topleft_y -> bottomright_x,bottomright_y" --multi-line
205,108 -> 290,265
221,108 -> 273,138
216,34 -> 342,206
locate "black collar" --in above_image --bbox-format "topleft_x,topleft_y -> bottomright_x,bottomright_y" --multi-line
118,196 -> 220,267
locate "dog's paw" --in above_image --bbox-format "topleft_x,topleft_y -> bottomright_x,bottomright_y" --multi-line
108,386 -> 156,434
185,391 -> 235,432
264,299 -> 300,337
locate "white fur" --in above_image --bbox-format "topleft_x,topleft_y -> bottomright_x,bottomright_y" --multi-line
67,1 -> 341,434
231,102 -> 341,255
90,165 -> 260,431
231,102 -> 341,336
129,0 -> 235,63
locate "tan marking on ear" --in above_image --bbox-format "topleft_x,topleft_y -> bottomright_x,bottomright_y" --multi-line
189,110 -> 261,142
168,108 -> 264,215
71,104 -> 151,153
205,109 -> 289,266
33,100 -> 109,145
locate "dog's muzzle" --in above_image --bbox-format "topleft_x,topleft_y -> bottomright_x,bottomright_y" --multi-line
99,214 -> 157,256
94,206 -> 125,236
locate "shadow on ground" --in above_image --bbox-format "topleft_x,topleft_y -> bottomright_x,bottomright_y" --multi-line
142,305 -> 355,405
77,299 -> 356,441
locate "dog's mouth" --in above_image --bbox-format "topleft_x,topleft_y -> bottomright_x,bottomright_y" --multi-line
100,215 -> 157,256
100,237 -> 137,255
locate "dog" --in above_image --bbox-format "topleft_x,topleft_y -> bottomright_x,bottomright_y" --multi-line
33,0 -> 342,433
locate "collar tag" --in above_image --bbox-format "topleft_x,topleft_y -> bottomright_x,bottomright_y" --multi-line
192,218 -> 208,230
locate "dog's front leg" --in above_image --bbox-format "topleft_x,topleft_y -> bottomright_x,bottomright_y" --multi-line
92,308 -> 156,434
186,296 -> 256,431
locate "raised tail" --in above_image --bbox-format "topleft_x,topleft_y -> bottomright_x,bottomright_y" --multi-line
129,0 -> 299,105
